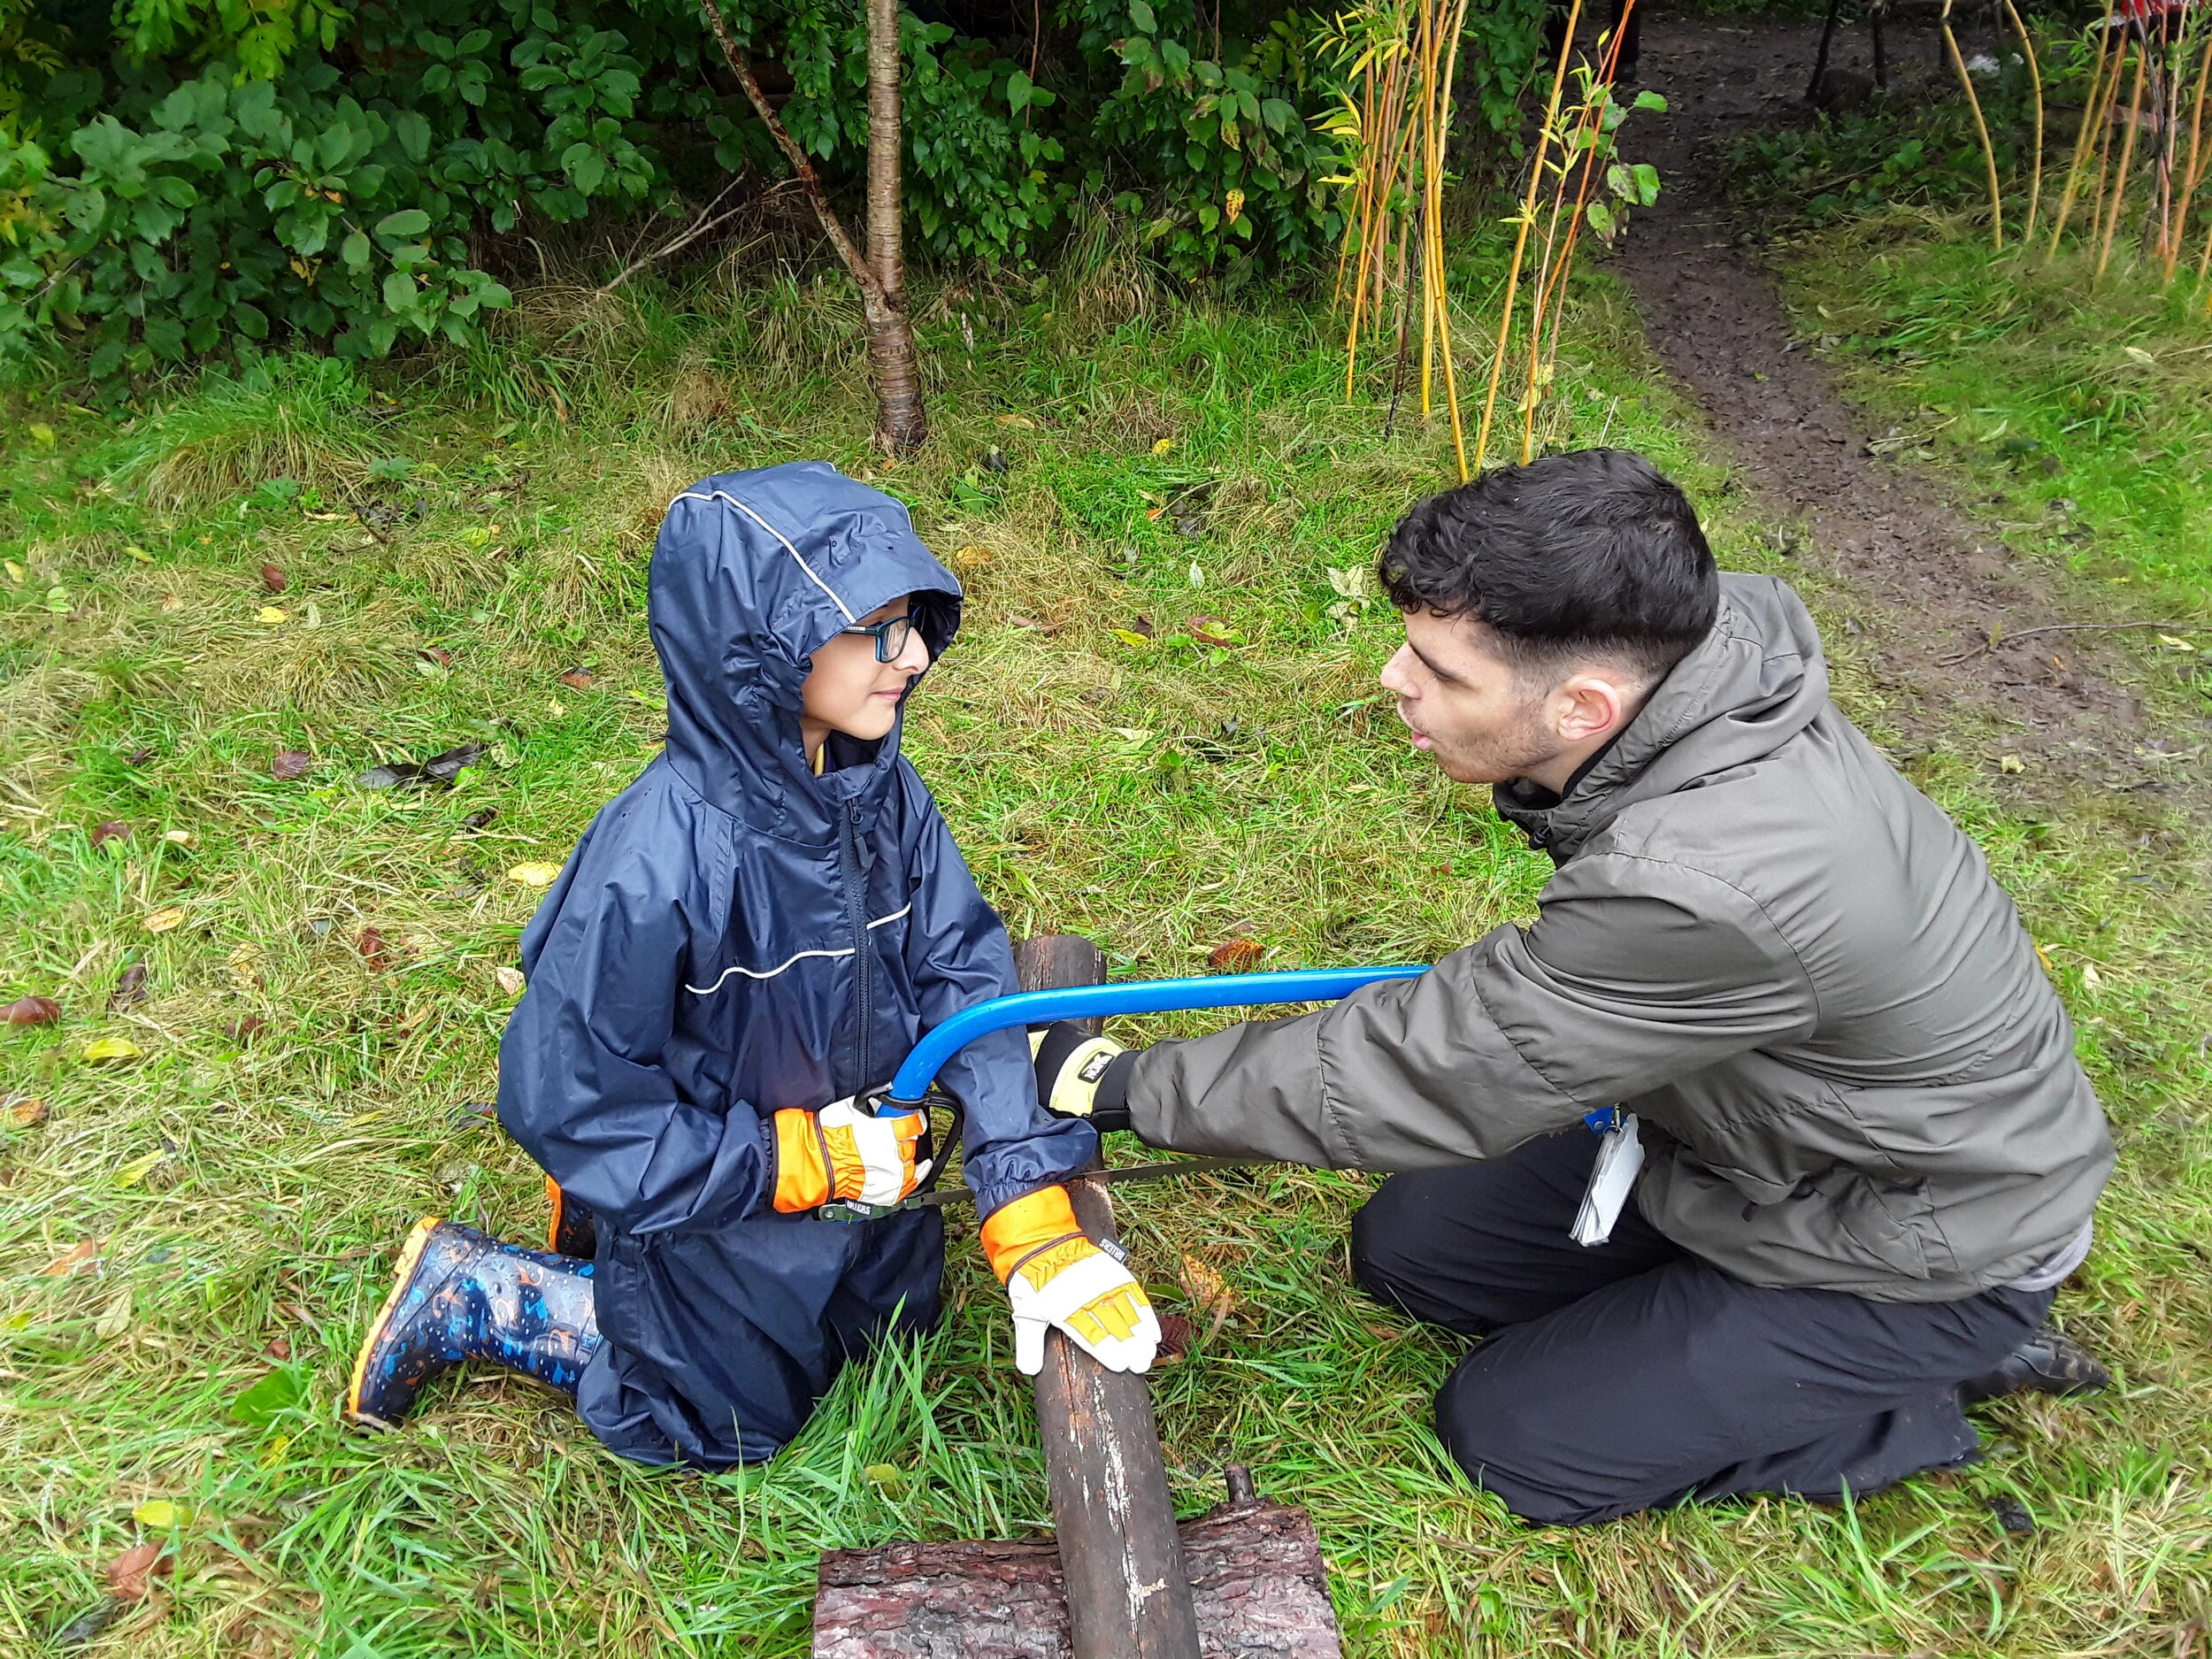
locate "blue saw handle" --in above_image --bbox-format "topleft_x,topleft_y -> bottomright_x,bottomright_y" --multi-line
879,964 -> 1426,1110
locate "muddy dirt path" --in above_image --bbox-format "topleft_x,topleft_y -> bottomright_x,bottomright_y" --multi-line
1605,12 -> 2204,814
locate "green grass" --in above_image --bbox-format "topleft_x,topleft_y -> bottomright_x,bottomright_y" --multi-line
2,244 -> 2208,1657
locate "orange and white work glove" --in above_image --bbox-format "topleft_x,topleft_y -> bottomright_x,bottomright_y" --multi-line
981,1187 -> 1160,1376
771,1098 -> 930,1213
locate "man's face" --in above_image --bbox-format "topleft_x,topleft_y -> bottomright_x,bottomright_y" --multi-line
1379,609 -> 1566,786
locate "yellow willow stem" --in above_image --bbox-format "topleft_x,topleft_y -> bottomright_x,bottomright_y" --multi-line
1941,0 -> 2005,250
1430,0 -> 1473,477
1538,5 -> 1640,388
2171,29 -> 2212,283
2096,42 -> 2148,282
2050,1 -> 2123,255
1416,0 -> 1444,415
2002,0 -> 2045,246
1476,0 -> 1582,472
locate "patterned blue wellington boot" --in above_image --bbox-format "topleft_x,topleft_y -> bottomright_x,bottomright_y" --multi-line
345,1217 -> 601,1431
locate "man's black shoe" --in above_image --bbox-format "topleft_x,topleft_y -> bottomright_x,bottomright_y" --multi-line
1960,1324 -> 2109,1405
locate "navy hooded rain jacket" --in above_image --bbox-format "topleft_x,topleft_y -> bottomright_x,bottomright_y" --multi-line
497,462 -> 1096,1466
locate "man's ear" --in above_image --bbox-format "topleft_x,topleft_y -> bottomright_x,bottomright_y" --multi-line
1553,672 -> 1637,744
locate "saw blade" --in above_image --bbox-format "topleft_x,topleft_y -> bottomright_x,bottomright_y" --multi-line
818,1156 -> 1259,1222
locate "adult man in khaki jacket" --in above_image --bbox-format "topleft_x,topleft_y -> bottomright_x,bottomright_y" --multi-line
1033,449 -> 2112,1525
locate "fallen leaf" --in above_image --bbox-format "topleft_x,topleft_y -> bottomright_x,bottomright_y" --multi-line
418,647 -> 453,668
560,668 -> 595,690
257,606 -> 287,625
127,749 -> 157,767
132,1500 -> 190,1529
1177,1252 -> 1239,1328
143,907 -> 186,933
92,819 -> 129,847
1156,1312 -> 1194,1360
1186,614 -> 1239,648
81,1037 -> 144,1063
104,1538 -> 172,1601
495,966 -> 526,997
1998,754 -> 2025,775
95,1286 -> 132,1337
260,564 -> 287,593
161,593 -> 185,613
109,963 -> 147,1010
1152,437 -> 1174,455
1207,938 -> 1263,973
459,807 -> 497,832
270,750 -> 313,780
225,945 -> 262,991
421,743 -> 485,783
863,1463 -> 907,1496
996,412 -> 1036,429
162,829 -> 195,847
114,1148 -> 168,1187
43,1237 -> 101,1275
223,1016 -> 267,1044
2157,634 -> 2196,650
263,1335 -> 290,1360
4,995 -> 60,1025
1003,614 -> 1059,634
7,1095 -> 50,1127
508,863 -> 561,887
357,761 -> 424,789
2082,962 -> 2104,990
1111,629 -> 1155,649
356,927 -> 389,971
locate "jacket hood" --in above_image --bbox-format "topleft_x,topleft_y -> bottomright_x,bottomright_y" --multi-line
649,462 -> 961,841
1495,572 -> 1829,858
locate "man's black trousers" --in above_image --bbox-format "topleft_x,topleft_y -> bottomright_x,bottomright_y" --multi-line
1349,1131 -> 2051,1526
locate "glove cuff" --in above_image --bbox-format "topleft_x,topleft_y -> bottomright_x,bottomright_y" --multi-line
979,1186 -> 1084,1284
771,1109 -> 831,1212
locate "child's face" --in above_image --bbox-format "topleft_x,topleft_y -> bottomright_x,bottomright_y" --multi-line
800,595 -> 933,746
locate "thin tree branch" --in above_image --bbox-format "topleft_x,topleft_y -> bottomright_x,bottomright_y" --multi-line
598,175 -> 758,296
1936,618 -> 2200,666
698,0 -> 884,301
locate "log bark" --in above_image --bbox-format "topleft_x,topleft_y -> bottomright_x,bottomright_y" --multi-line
1011,934 -> 1202,1659
813,1491 -> 1341,1659
698,0 -> 926,455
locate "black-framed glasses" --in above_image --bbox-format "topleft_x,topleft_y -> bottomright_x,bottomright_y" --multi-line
840,613 -> 921,663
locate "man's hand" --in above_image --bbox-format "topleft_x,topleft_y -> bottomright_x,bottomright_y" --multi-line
981,1186 -> 1160,1375
1031,1022 -> 1136,1132
772,1099 -> 931,1212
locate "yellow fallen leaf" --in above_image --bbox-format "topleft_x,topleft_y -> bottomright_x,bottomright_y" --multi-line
2034,943 -> 2054,975
115,1148 -> 168,1187
144,907 -> 187,933
1151,438 -> 1174,456
508,863 -> 561,887
162,829 -> 195,847
125,545 -> 153,563
260,1433 -> 291,1468
28,422 -> 55,446
133,1500 -> 190,1529
257,606 -> 288,624
95,1288 -> 133,1339
2082,962 -> 2104,990
3,559 -> 23,584
995,413 -> 1036,429
1111,629 -> 1154,649
495,965 -> 526,997
82,1037 -> 145,1063
2157,634 -> 2195,650
1998,755 -> 2024,774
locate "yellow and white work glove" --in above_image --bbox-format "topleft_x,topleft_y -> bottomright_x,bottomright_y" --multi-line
771,1098 -> 930,1213
981,1186 -> 1160,1375
1030,1022 -> 1134,1132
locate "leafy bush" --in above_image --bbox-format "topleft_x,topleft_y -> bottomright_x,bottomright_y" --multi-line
0,0 -> 1546,389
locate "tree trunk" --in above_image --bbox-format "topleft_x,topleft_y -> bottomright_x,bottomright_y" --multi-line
701,0 -> 927,456
862,0 -> 927,454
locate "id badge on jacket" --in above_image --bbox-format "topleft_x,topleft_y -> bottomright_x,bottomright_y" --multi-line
1572,1108 -> 1643,1247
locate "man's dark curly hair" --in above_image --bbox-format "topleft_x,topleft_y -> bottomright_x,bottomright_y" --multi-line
1379,449 -> 1719,684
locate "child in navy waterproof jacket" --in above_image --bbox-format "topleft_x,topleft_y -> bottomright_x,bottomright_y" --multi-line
345,462 -> 1160,1465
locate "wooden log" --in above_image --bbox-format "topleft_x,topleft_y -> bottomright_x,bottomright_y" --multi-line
1011,934 -> 1203,1659
812,1484 -> 1342,1659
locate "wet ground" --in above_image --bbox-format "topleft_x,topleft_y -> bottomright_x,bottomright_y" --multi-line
1602,11 -> 2204,812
